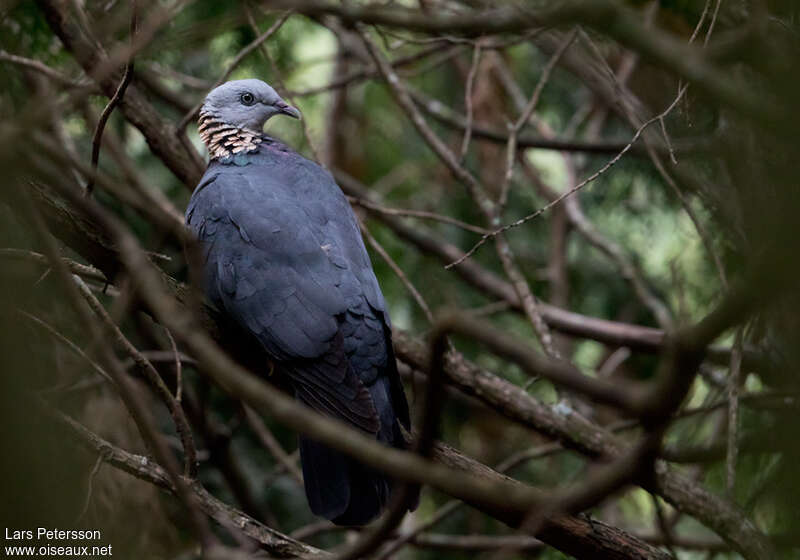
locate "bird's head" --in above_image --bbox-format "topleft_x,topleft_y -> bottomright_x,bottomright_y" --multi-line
200,79 -> 301,131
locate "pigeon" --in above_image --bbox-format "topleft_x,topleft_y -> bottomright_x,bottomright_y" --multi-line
186,79 -> 416,525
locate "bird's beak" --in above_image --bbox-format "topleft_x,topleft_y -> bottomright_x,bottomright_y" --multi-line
275,100 -> 301,120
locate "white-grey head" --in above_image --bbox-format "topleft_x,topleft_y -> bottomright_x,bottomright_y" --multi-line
200,79 -> 300,131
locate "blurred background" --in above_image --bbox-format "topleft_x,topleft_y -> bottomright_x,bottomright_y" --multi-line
1,0 -> 800,558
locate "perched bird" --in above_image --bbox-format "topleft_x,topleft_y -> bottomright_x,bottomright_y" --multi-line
186,79 -> 415,525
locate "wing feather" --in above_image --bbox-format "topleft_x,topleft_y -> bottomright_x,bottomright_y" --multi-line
187,167 -> 384,433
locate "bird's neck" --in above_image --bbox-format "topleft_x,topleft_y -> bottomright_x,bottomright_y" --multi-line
198,110 -> 263,160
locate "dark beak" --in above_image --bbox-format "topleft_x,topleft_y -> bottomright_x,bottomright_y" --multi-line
276,100 -> 301,120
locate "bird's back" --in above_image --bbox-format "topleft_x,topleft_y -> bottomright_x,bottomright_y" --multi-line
187,136 -> 414,525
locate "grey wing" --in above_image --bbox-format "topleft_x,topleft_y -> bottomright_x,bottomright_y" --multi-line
186,170 -> 381,433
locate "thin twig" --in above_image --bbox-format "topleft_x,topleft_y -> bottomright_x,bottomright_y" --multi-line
519,155 -> 673,329
242,406 -> 304,486
498,28 -> 577,210
704,0 -> 724,47
579,23 -> 727,298
377,28 -> 542,48
85,0 -> 137,196
348,196 -> 490,235
361,222 -> 434,324
447,101 -> 683,269
726,328 -> 743,496
291,43 -> 456,97
20,310 -> 114,384
459,39 -> 483,162
80,103 -> 186,224
76,453 -> 104,522
1,248 -> 107,284
493,236 -> 560,358
582,21 -> 728,290
357,25 -> 560,357
410,86 -> 636,155
73,277 -> 198,477
164,326 -> 183,403
0,49 -> 88,87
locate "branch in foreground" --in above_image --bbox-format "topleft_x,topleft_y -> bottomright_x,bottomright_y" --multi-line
54,411 -> 326,558
0,248 -> 107,284
0,49 -> 89,87
429,312 -> 645,414
86,0 -> 137,196
72,276 -> 197,477
392,331 -> 774,560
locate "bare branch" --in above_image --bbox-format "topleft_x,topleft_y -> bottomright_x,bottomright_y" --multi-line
349,196 -> 490,235
498,28 -> 577,209
71,276 -> 197,477
1,248 -> 107,284
86,0 -> 138,196
726,329 -> 743,496
458,40 -> 483,162
0,49 -> 88,87
447,105 -> 677,269
242,406 -> 304,486
361,222 -> 434,324
357,26 -> 559,358
53,411 -> 326,558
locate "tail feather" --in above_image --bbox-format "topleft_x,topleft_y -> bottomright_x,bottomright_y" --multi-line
299,436 -> 396,526
298,374 -> 417,526
293,324 -> 419,525
298,437 -> 352,521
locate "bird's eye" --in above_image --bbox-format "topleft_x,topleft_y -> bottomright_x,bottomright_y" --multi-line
240,92 -> 256,106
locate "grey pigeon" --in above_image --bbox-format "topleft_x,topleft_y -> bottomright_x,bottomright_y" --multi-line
186,79 -> 416,525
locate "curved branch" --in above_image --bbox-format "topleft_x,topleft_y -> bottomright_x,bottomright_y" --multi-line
86,0 -> 137,196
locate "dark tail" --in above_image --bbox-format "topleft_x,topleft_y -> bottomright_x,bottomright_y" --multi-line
295,324 -> 418,526
298,376 -> 418,526
299,436 -> 395,526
